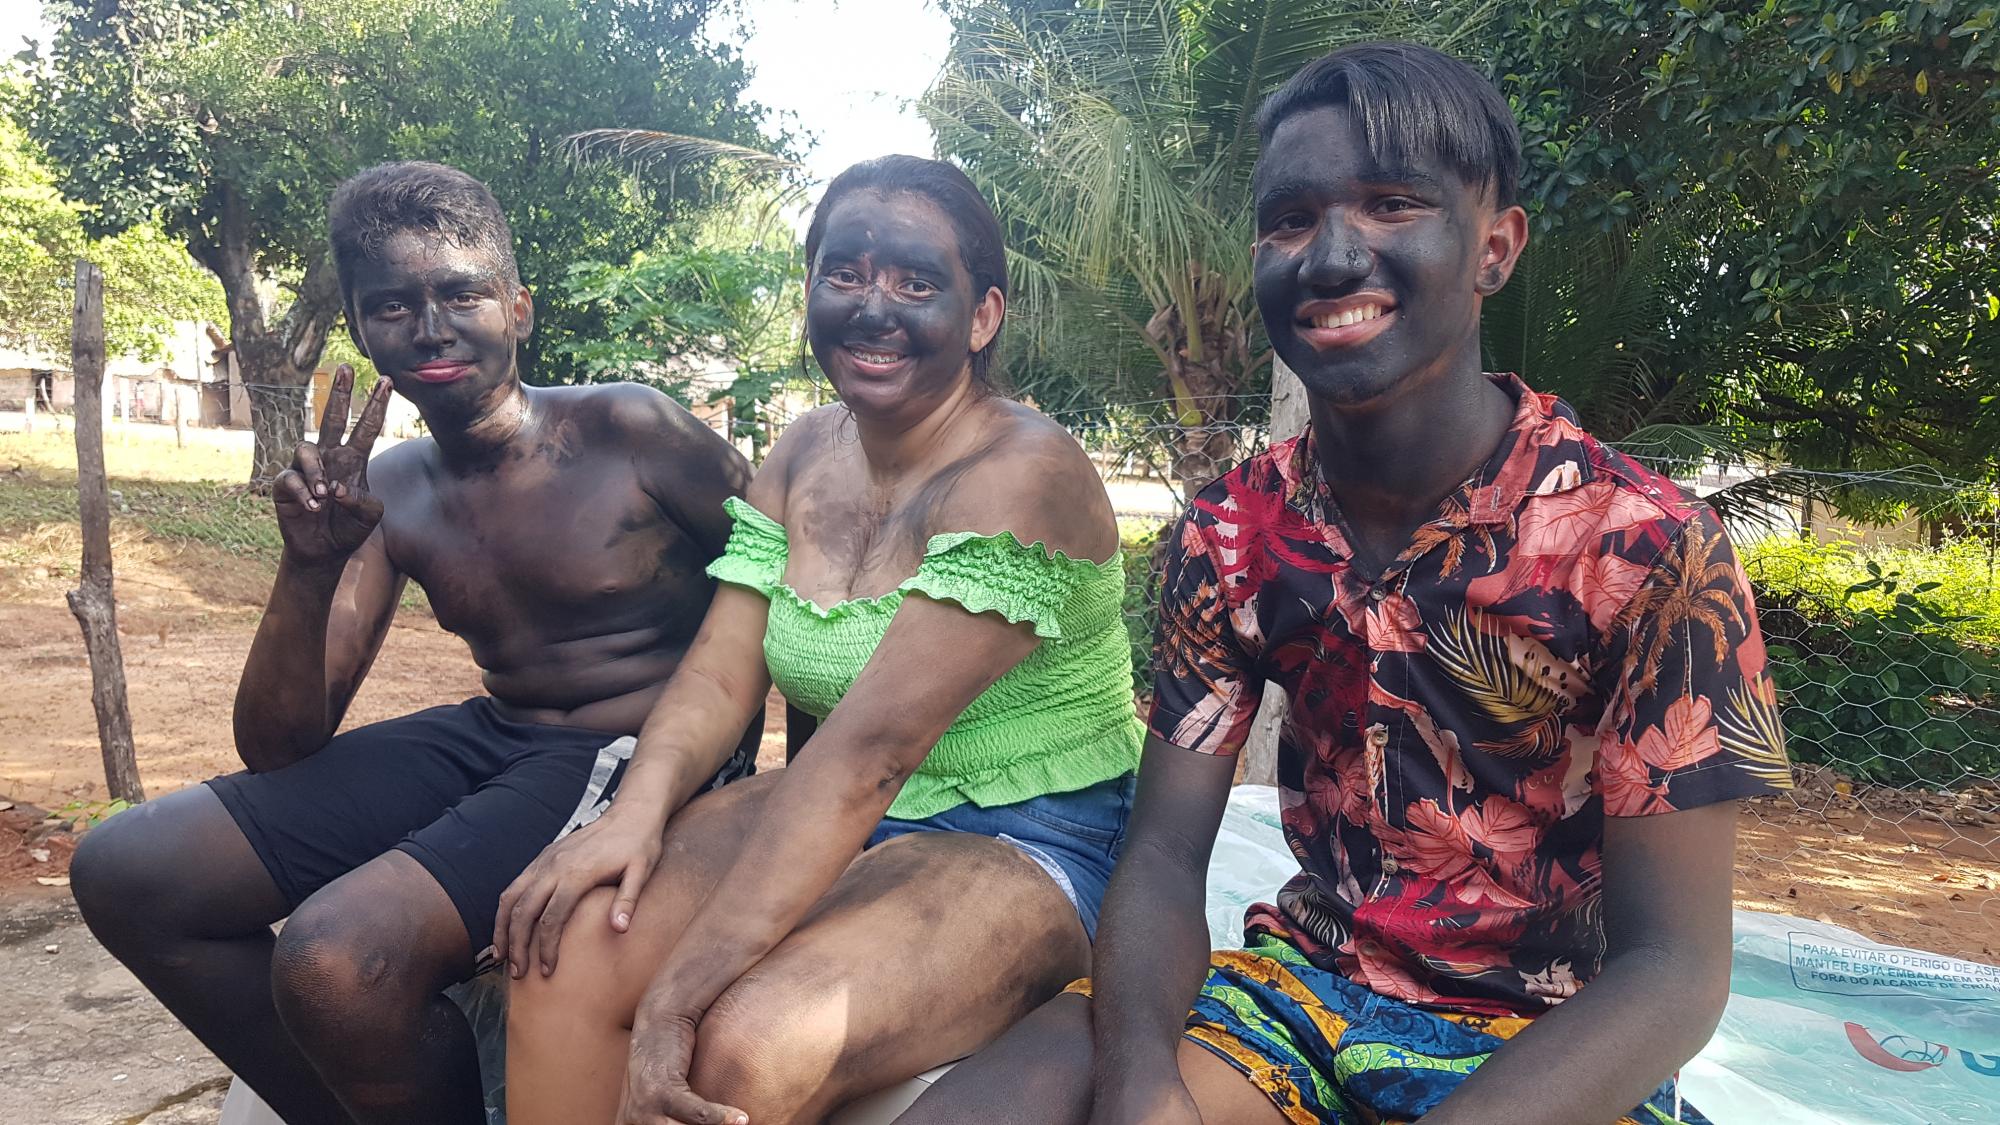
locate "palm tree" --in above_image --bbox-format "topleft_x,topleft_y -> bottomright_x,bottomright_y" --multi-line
924,0 -> 1501,498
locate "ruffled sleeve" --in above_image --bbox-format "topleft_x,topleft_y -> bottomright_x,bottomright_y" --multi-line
705,496 -> 789,598
899,531 -> 1115,641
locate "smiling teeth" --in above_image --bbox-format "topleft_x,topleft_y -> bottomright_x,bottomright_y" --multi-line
850,348 -> 902,364
1311,304 -> 1386,329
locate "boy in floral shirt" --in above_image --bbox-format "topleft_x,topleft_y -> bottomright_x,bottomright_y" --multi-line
902,42 -> 1790,1125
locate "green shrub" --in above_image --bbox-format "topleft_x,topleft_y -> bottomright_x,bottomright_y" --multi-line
1120,522 -> 1166,694
1753,557 -> 2000,790
1743,536 -> 2000,646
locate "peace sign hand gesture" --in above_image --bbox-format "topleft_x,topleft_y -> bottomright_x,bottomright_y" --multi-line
274,365 -> 394,563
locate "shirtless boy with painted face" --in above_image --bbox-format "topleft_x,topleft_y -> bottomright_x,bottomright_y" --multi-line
70,161 -> 759,1125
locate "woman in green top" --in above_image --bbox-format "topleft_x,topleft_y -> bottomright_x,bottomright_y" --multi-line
498,156 -> 1144,1125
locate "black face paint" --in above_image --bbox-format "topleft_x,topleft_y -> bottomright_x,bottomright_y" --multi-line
1252,105 -> 1493,406
805,191 -> 981,421
347,231 -> 523,415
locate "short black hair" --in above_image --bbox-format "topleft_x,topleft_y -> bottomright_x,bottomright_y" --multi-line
804,155 -> 1009,385
327,162 -> 520,301
1256,42 -> 1520,208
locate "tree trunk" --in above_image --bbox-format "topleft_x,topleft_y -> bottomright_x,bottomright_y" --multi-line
1170,424 -> 1238,500
188,184 -> 341,484
1237,357 -> 1310,788
1150,266 -> 1251,499
240,334 -> 316,484
65,261 -> 145,805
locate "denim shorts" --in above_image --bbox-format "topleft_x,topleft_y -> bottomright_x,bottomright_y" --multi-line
866,773 -> 1136,940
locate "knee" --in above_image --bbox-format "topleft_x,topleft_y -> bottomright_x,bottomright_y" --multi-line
270,900 -> 421,1042
688,977 -> 840,1120
70,807 -> 187,947
507,888 -> 636,1026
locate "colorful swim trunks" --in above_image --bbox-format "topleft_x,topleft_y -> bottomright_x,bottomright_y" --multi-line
1069,930 -> 1708,1125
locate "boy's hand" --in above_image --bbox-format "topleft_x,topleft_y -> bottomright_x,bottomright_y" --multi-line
274,365 -> 393,562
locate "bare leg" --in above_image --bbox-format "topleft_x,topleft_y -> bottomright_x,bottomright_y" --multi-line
893,992 -> 1290,1125
507,771 -> 785,1125
684,830 -> 1093,1124
71,785 -> 353,1125
270,850 -> 482,1125
513,799 -> 1098,1125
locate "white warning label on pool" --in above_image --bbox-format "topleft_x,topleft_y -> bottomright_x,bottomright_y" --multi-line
1789,933 -> 2000,1001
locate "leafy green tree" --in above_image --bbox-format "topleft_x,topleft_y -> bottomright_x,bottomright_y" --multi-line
0,83 -> 222,362
25,0 -> 775,480
932,0 -> 1999,515
924,0 -> 1503,496
551,175 -> 805,456
1488,1 -> 2000,502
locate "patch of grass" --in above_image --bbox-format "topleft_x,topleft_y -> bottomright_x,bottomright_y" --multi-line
1117,513 -> 1172,543
0,422 -> 251,483
1,464 -> 432,615
1120,522 -> 1166,692
1,423 -> 277,568
0,471 -> 281,556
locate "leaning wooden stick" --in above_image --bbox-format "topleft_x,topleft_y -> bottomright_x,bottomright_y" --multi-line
66,259 -> 145,804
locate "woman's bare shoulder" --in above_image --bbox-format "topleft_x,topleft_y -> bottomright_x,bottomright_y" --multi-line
944,400 -> 1119,561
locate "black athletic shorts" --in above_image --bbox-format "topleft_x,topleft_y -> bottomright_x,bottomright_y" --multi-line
208,697 -> 755,952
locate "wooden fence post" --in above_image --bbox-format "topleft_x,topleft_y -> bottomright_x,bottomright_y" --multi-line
65,261 -> 146,804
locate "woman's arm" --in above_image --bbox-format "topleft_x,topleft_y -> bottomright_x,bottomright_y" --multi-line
602,584 -> 775,827
495,580 -> 775,977
655,587 -> 1041,990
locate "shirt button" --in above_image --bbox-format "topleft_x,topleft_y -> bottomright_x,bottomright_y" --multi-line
1369,585 -> 1388,602
1381,856 -> 1399,875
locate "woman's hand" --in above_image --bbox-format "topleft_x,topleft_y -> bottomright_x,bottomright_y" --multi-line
494,807 -> 665,978
618,1003 -> 747,1125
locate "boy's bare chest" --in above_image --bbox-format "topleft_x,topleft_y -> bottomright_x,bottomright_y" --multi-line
382,463 -> 699,630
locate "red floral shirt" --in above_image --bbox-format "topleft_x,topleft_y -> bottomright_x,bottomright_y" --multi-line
1151,375 -> 1791,1018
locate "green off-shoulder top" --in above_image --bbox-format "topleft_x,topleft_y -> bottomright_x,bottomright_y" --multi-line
706,497 -> 1144,820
